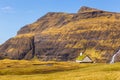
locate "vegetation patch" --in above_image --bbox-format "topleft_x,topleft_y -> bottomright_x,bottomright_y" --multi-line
0,60 -> 120,80
76,55 -> 86,60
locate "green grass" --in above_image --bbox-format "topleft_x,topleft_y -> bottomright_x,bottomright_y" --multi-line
0,59 -> 120,80
76,55 -> 86,60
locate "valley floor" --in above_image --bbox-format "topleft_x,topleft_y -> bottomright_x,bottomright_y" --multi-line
0,59 -> 120,80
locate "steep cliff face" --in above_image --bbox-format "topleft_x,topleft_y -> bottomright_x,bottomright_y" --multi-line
0,36 -> 35,60
1,6 -> 120,62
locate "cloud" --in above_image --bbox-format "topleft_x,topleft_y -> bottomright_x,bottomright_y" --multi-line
0,6 -> 14,13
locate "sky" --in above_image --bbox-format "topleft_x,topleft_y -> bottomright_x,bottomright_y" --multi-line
0,0 -> 120,44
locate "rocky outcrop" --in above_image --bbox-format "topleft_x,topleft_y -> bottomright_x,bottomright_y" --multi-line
78,6 -> 100,13
0,36 -> 35,60
75,6 -> 113,19
0,6 -> 120,62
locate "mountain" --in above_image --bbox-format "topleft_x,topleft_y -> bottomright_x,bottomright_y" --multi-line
0,6 -> 120,63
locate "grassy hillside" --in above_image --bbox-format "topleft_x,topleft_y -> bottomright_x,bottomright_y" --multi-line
1,6 -> 120,62
40,15 -> 120,62
0,60 -> 120,80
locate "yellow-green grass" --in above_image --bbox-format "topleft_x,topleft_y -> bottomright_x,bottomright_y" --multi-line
0,59 -> 120,80
76,55 -> 86,61
0,59 -> 88,75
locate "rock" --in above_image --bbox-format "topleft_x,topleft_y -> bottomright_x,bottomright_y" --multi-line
0,36 -> 35,60
78,6 -> 100,13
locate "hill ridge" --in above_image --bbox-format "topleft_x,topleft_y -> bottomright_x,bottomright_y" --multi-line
0,6 -> 120,63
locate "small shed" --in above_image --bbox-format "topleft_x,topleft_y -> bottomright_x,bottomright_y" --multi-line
76,52 -> 93,63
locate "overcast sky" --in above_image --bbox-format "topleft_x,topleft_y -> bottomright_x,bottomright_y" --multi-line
0,0 -> 120,44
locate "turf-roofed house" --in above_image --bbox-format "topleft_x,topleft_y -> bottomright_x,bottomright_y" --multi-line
76,52 -> 93,63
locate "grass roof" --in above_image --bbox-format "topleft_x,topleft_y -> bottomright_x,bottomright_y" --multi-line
76,55 -> 86,61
